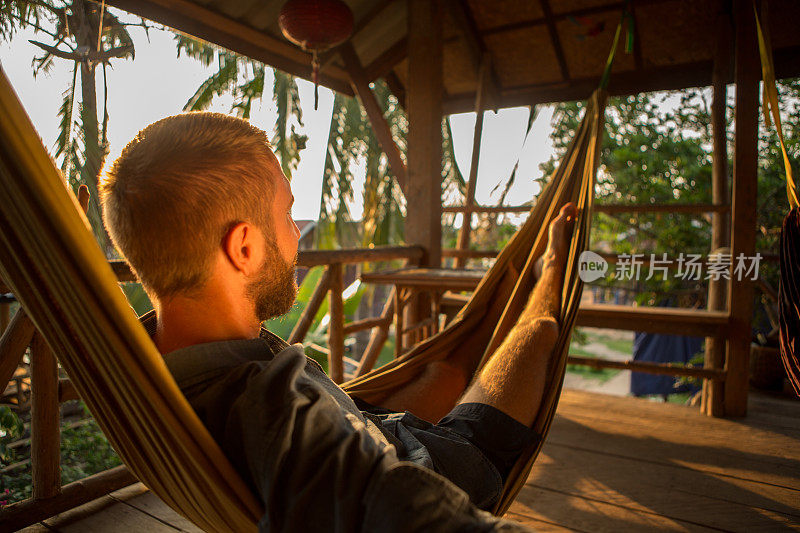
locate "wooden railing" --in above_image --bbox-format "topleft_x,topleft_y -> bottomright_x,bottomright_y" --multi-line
0,245 -> 422,530
440,200 -> 766,415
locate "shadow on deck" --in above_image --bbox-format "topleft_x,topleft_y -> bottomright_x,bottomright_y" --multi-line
18,390 -> 800,532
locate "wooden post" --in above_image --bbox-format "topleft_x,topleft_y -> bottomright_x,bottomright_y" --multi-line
328,263 -> 345,383
0,308 -> 35,391
455,55 -> 491,269
30,333 -> 61,499
339,42 -> 408,191
703,10 -> 732,417
356,289 -> 395,377
0,302 -> 9,333
725,0 -> 760,417
288,267 -> 331,344
406,0 -> 443,334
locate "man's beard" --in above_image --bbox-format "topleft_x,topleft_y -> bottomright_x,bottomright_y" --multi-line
246,241 -> 298,322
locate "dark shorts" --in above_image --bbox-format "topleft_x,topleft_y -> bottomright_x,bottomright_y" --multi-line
353,398 -> 540,509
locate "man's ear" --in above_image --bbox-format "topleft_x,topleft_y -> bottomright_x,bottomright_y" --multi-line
221,222 -> 262,274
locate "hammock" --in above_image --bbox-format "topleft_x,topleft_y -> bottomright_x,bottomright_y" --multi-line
0,62 -> 605,529
754,5 -> 800,396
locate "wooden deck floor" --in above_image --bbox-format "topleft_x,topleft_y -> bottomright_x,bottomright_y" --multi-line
18,390 -> 800,532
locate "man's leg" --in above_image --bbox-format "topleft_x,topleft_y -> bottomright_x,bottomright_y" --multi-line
377,203 -> 576,425
458,203 -> 575,426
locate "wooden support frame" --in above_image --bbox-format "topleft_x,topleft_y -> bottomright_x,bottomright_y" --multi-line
443,203 -> 730,215
0,308 -> 34,391
288,267 -> 331,344
355,288 -> 395,377
567,355 -> 726,381
327,263 -> 345,383
725,0 -> 760,417
446,0 -> 501,108
339,42 -> 408,191
455,54 -> 491,268
539,0 -> 571,81
104,0 -> 353,96
30,334 -> 61,500
703,8 -> 732,417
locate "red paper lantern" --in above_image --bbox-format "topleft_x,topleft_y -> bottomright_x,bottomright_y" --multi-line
279,0 -> 354,108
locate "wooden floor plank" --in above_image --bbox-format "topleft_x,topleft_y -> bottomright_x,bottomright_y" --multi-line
550,391 -> 800,491
53,501 -> 180,533
520,444 -> 800,531
119,492 -> 203,533
507,485 -> 722,532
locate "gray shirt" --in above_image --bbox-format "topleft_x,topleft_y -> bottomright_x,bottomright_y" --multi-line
143,313 -> 531,532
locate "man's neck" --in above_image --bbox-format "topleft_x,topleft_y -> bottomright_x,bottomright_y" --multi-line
153,293 -> 261,354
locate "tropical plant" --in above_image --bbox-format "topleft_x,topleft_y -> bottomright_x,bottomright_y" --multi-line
0,0 -> 142,249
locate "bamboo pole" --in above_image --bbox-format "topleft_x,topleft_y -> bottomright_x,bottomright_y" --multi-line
356,289 -> 395,377
0,308 -> 35,392
725,0 -> 760,416
455,54 -> 491,269
30,334 -> 61,500
703,9 -> 732,417
288,267 -> 331,344
328,263 -> 344,383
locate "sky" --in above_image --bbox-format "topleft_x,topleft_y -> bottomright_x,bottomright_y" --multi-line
0,11 -> 556,222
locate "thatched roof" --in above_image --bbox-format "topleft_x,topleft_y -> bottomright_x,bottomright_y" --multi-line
106,0 -> 800,112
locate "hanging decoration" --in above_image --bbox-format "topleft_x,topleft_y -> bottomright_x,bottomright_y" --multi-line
279,0 -> 354,109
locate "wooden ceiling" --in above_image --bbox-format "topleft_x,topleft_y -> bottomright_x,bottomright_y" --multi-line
105,0 -> 800,113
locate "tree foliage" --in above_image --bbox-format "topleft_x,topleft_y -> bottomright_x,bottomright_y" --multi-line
542,80 -> 799,307
1,0 -> 140,248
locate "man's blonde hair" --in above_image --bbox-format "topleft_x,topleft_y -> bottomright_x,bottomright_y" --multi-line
100,112 -> 275,300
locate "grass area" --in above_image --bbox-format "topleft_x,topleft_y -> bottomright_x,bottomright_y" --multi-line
566,328 -> 633,383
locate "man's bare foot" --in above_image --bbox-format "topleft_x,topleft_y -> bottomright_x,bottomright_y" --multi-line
544,203 -> 577,268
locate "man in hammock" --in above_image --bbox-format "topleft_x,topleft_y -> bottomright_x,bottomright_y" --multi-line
100,112 -> 575,531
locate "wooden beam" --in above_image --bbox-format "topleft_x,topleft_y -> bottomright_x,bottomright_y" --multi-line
479,0 -> 675,38
0,308 -> 34,393
446,0 -> 500,108
364,38 -> 408,82
406,0 -> 443,270
103,0 -> 354,96
443,45 -> 800,114
356,289 -> 395,377
328,263 -> 345,383
343,315 -> 392,336
288,267 -> 331,344
339,42 -> 408,191
455,55 -> 491,268
318,1 -> 394,69
30,334 -> 61,500
383,71 -> 407,109
567,355 -> 727,381
725,0 -> 760,417
443,203 -> 730,214
539,0 -> 571,81
704,8 -> 733,418
575,304 -> 729,338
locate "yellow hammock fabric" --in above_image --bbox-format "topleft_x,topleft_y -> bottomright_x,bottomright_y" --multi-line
344,90 -> 606,514
0,61 -> 605,530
